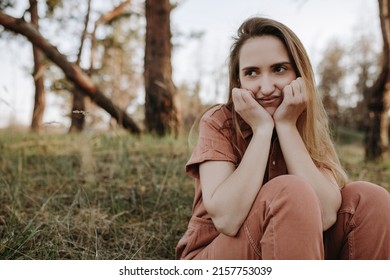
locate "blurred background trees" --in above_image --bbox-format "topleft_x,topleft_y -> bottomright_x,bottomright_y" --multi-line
364,0 -> 390,160
0,0 -> 389,160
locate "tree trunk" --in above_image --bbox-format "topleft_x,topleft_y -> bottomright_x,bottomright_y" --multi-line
69,0 -> 92,133
365,0 -> 390,160
69,87 -> 86,133
144,0 -> 180,136
0,10 -> 141,134
29,0 -> 45,132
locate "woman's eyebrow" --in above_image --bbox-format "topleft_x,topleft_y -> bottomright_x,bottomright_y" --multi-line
241,62 -> 292,71
271,61 -> 292,67
241,66 -> 259,71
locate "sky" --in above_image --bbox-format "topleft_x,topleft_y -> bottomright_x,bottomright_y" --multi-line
0,0 -> 380,129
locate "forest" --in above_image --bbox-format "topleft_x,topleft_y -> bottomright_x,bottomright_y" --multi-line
0,0 -> 389,260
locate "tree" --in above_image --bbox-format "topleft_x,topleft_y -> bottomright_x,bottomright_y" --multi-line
69,0 -> 135,132
68,0 -> 92,133
0,10 -> 141,134
349,32 -> 380,131
88,0 -> 141,131
0,0 -> 45,131
317,40 -> 346,128
144,0 -> 180,136
29,0 -> 46,132
365,0 -> 390,160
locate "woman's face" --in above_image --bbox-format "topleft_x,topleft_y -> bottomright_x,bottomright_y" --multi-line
238,35 -> 297,116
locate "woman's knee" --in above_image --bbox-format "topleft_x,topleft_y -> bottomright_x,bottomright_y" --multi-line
245,175 -> 323,250
247,175 -> 322,220
264,175 -> 316,197
341,181 -> 390,213
338,181 -> 390,256
258,175 -> 322,232
260,175 -> 320,209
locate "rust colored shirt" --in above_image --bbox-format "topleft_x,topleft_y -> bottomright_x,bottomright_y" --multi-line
176,104 -> 288,259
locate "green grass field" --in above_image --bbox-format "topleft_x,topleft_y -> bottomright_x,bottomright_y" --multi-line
0,129 -> 389,259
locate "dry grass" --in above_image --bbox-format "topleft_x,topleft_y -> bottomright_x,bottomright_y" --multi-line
0,128 -> 388,259
0,131 -> 193,259
335,128 -> 390,191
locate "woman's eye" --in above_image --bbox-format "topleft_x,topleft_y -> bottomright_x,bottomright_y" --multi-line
246,69 -> 258,76
274,65 -> 287,73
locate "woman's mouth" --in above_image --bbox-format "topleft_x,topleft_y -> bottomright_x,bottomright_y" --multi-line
257,96 -> 281,106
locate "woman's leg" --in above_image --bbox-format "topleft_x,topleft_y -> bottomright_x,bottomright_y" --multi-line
324,181 -> 390,259
194,175 -> 324,259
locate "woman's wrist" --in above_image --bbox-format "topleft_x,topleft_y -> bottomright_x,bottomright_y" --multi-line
274,120 -> 297,132
252,124 -> 274,137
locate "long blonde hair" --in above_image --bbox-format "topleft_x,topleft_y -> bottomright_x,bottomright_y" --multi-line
225,17 -> 348,187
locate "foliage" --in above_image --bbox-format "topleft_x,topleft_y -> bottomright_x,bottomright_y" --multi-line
45,0 -> 62,16
0,0 -> 14,10
0,129 -> 389,259
92,5 -> 144,127
317,39 -> 346,125
317,35 -> 381,131
0,0 -> 145,131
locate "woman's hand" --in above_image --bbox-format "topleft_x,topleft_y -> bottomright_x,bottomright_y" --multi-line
273,77 -> 307,128
232,88 -> 274,133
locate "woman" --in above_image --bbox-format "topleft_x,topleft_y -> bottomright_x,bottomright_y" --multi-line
176,17 -> 390,259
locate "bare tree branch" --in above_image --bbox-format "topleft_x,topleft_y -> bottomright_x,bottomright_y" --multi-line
90,0 -> 131,72
0,10 -> 141,134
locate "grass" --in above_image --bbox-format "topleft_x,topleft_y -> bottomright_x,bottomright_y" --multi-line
0,128 -> 389,260
0,131 -> 194,259
335,127 -> 390,190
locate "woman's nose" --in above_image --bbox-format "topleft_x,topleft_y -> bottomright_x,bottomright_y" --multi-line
257,75 -> 275,96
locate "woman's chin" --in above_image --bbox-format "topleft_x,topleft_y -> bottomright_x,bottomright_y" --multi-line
265,107 -> 278,116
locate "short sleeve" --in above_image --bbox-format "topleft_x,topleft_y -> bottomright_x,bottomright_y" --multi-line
185,106 -> 237,178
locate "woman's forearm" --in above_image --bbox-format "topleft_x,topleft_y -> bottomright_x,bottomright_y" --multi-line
275,123 -> 342,230
200,128 -> 273,236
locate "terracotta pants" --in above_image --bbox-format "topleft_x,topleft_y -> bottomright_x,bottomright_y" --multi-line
193,175 -> 390,259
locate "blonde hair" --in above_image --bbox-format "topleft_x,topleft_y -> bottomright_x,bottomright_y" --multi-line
225,17 -> 348,187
